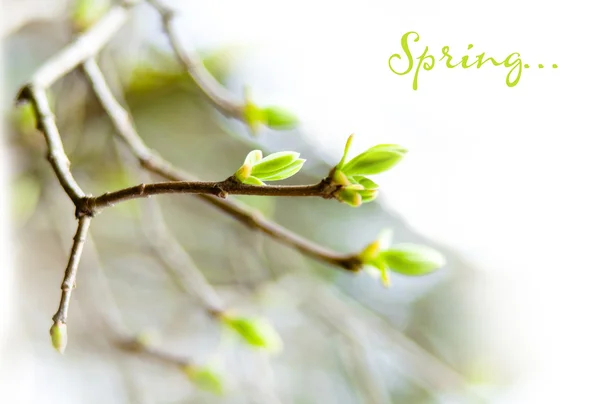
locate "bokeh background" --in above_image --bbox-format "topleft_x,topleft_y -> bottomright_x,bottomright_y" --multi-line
4,0 -> 599,403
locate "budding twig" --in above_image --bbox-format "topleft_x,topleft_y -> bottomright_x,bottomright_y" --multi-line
16,4 -> 135,352
78,178 -> 340,216
81,58 -> 362,272
19,1 -> 365,353
50,216 -> 92,352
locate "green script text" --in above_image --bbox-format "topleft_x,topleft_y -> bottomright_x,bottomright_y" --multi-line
388,31 -> 524,90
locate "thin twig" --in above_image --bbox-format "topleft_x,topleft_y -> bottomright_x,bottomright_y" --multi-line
146,0 -> 244,119
46,196 -> 197,371
16,5 -> 130,202
81,58 -> 362,272
16,85 -> 86,204
117,338 -> 190,368
79,177 -> 339,215
138,191 -> 227,317
111,128 -> 227,316
311,285 -> 472,394
51,216 -> 92,326
16,4 -> 137,351
23,6 -> 130,89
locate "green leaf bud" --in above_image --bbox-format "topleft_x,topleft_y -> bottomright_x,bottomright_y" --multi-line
358,189 -> 378,203
352,175 -> 379,190
244,150 -> 263,166
337,189 -> 362,207
222,316 -> 283,353
243,100 -> 266,135
50,322 -> 67,354
262,106 -> 298,129
342,146 -> 406,176
251,151 -> 300,177
359,240 -> 382,262
332,169 -> 351,186
259,159 -> 305,181
337,134 -> 355,167
182,365 -> 225,395
380,244 -> 445,276
234,163 -> 252,182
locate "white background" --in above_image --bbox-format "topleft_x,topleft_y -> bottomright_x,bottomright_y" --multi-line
2,0 -> 600,402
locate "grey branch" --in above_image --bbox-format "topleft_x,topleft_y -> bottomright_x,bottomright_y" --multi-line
17,85 -> 85,204
16,4 -> 134,352
147,0 -> 244,119
51,216 -> 92,327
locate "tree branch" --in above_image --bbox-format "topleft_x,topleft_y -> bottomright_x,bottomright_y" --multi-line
81,58 -> 362,272
111,131 -> 228,317
16,4 -> 136,352
117,338 -> 189,368
17,85 -> 86,204
51,216 -> 92,328
146,0 -> 244,119
78,177 -> 340,216
15,4 -> 131,204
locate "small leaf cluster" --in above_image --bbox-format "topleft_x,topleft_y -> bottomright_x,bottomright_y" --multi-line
182,364 -> 225,395
359,231 -> 446,287
234,150 -> 305,185
221,314 -> 283,353
332,135 -> 407,207
243,90 -> 298,134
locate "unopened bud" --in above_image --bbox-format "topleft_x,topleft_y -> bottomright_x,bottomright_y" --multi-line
337,189 -> 362,207
50,321 -> 68,354
359,240 -> 381,262
332,169 -> 351,186
234,164 -> 252,182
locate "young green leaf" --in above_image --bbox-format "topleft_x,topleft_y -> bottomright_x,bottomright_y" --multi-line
337,134 -> 355,167
251,152 -> 300,177
223,316 -> 283,353
242,176 -> 266,186
243,100 -> 266,135
182,365 -> 225,395
337,189 -> 362,207
259,159 -> 305,181
358,189 -> 378,203
262,106 -> 298,129
365,144 -> 408,154
380,244 -> 445,276
244,150 -> 263,165
342,147 -> 405,176
352,175 -> 379,190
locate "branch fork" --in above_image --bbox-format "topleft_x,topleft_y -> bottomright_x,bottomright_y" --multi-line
17,1 -> 365,354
